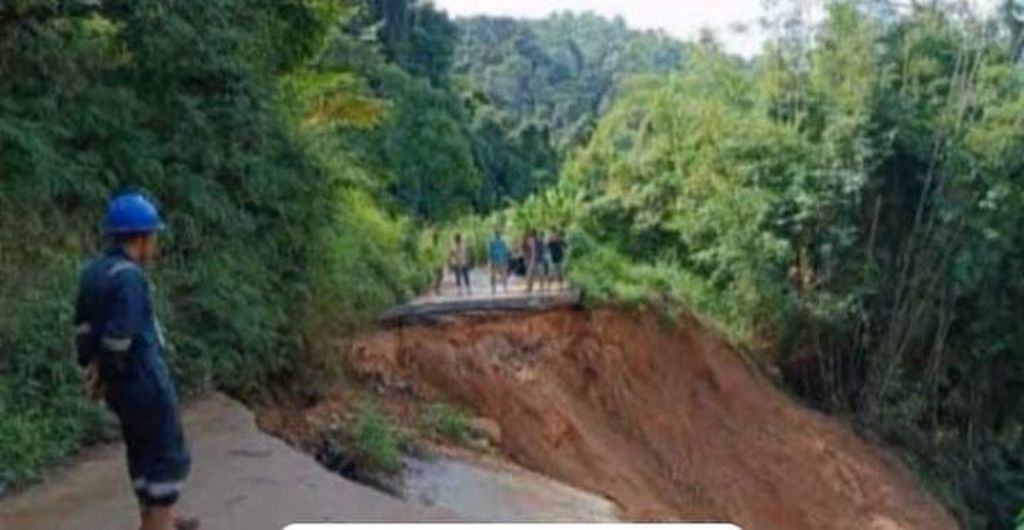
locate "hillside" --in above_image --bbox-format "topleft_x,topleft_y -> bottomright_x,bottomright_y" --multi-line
453,13 -> 686,150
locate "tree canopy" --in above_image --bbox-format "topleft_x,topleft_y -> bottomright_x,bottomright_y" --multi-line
553,4 -> 1024,527
453,12 -> 687,150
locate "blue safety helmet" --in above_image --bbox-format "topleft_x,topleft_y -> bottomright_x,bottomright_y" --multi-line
102,191 -> 165,235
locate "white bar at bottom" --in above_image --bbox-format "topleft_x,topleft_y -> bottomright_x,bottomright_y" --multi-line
285,525 -> 743,530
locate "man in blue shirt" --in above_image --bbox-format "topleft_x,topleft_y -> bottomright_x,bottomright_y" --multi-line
74,191 -> 195,530
488,228 -> 510,294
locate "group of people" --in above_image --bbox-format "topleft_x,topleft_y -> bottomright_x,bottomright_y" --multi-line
445,228 -> 568,295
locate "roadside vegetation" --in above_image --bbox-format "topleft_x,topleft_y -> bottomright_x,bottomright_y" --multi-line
420,403 -> 473,445
350,407 -> 405,475
314,405 -> 409,493
527,5 -> 1024,527
312,400 -> 479,491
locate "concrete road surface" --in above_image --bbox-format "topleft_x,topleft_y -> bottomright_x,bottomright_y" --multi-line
0,394 -> 454,530
381,267 -> 580,323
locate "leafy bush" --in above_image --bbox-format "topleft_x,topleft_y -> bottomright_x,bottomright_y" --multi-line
421,403 -> 472,445
567,233 -> 761,343
0,0 -> 420,487
351,407 -> 403,475
311,187 -> 429,326
550,6 -> 1024,527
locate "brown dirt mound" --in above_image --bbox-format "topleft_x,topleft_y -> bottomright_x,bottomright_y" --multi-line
343,308 -> 958,530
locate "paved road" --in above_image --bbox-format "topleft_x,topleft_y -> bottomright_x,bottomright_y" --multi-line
0,394 -> 454,530
404,455 -> 620,522
381,268 -> 580,323
431,267 -> 568,299
0,274 -> 588,529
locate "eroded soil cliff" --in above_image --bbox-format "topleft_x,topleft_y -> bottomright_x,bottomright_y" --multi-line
335,308 -> 956,530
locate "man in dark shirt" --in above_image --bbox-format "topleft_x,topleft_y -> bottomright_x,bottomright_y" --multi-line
548,229 -> 568,290
74,191 -> 195,530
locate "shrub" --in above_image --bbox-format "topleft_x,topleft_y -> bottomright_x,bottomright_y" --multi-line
351,407 -> 403,475
0,0 -> 417,487
567,231 -> 767,344
421,403 -> 472,444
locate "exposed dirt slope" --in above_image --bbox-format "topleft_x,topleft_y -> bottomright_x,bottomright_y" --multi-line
346,308 -> 958,530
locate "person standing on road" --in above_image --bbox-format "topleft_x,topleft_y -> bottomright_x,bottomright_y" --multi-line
548,229 -> 568,290
488,228 -> 510,294
449,233 -> 471,296
73,191 -> 197,530
538,230 -> 553,291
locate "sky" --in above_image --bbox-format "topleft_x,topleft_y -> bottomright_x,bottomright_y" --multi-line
433,0 -> 1003,57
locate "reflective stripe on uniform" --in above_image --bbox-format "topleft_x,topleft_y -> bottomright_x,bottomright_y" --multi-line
155,318 -> 167,349
75,323 -> 92,335
145,481 -> 181,498
102,336 -> 132,351
132,478 -> 147,491
107,260 -> 139,277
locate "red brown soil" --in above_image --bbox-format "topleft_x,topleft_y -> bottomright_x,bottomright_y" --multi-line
343,308 -> 958,530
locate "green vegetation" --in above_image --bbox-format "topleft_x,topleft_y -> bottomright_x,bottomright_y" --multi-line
351,406 -> 404,475
315,405 -> 408,482
326,403 -> 475,479
454,13 -> 686,150
420,402 -> 472,444
0,0 -> 427,488
528,4 -> 1024,528
2,0 -> 337,484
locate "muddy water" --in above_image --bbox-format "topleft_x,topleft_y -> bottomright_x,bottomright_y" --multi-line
402,455 -> 620,522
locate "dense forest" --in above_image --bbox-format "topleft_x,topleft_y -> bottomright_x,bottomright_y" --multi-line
556,5 -> 1024,528
453,13 -> 686,150
0,0 -> 406,491
1,0 -> 1023,528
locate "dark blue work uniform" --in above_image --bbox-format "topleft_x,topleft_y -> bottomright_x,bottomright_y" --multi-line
74,247 -> 190,507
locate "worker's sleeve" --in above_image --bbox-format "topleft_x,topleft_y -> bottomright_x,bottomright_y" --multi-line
99,266 -> 146,360
73,287 -> 95,368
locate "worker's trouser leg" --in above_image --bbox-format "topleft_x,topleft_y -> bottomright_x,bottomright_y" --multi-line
110,388 -> 191,512
452,266 -> 470,293
456,266 -> 471,293
491,262 -> 508,293
433,267 -> 444,295
551,261 -> 564,288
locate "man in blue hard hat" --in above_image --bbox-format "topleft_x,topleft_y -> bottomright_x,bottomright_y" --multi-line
73,191 -> 197,530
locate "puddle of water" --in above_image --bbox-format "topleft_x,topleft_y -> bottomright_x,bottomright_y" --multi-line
402,456 -> 620,522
